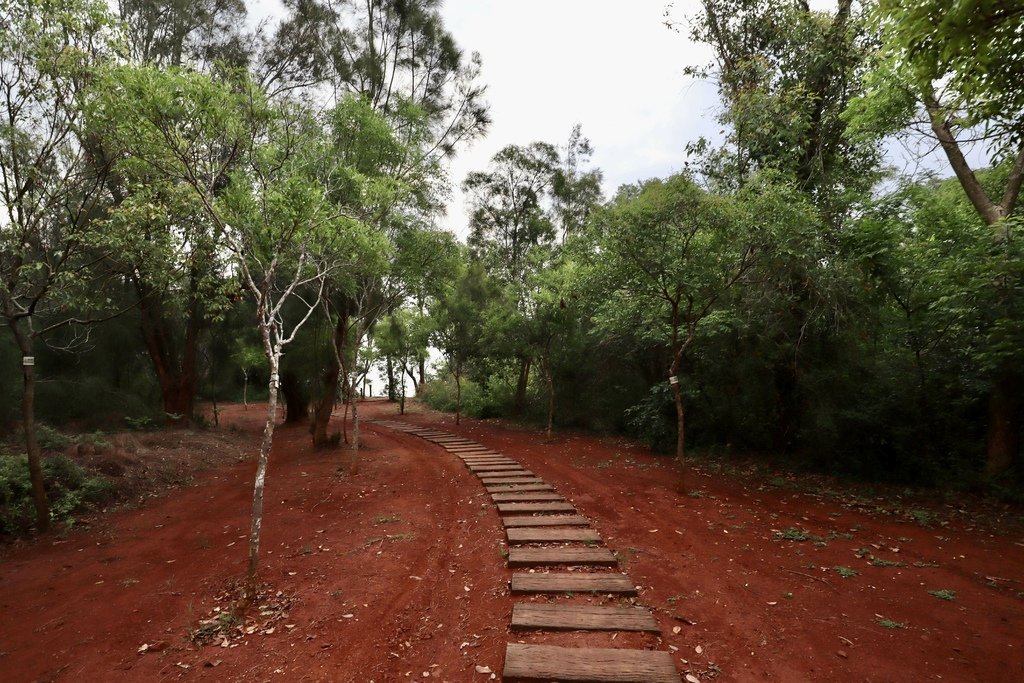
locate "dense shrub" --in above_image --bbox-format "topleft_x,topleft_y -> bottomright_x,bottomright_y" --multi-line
0,452 -> 115,536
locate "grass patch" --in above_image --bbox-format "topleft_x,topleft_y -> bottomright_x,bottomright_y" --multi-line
374,516 -> 400,524
928,589 -> 956,601
775,527 -> 810,542
833,566 -> 859,578
877,616 -> 905,629
870,558 -> 904,567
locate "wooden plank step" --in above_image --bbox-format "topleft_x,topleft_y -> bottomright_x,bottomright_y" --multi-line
468,464 -> 523,472
507,547 -> 617,567
510,572 -> 636,595
492,491 -> 564,503
446,445 -> 491,451
479,477 -> 545,486
497,502 -> 576,513
485,483 -> 554,493
507,527 -> 601,544
503,643 -> 677,682
510,603 -> 659,632
502,514 -> 589,527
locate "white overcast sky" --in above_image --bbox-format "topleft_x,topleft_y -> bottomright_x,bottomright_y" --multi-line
438,0 -> 720,237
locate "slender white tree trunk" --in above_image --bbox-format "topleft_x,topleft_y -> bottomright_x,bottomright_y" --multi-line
246,352 -> 280,602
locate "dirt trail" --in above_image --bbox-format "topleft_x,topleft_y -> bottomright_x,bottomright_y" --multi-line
1,399 -> 1022,682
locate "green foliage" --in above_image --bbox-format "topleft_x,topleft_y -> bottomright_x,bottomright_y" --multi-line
623,384 -> 676,453
877,617 -> 905,630
928,589 -> 956,601
833,566 -> 859,578
0,453 -> 114,535
775,528 -> 810,542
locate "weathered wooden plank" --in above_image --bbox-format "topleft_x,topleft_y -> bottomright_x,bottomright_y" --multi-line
510,604 -> 659,632
496,502 -> 576,514
478,469 -> 532,477
491,491 -> 564,503
510,572 -> 637,595
446,445 -> 491,451
502,514 -> 589,527
468,464 -> 523,472
485,483 -> 554,494
478,477 -> 545,486
507,547 -> 617,568
503,643 -> 677,682
507,527 -> 601,544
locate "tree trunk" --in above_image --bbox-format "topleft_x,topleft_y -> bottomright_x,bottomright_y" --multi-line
985,369 -> 1022,477
242,370 -> 249,409
514,356 -> 531,415
669,373 -> 687,494
311,360 -> 339,447
542,355 -> 555,440
349,370 -> 360,474
419,357 -> 425,386
455,368 -> 462,426
279,369 -> 307,424
137,281 -> 199,425
386,355 -> 397,401
11,325 -> 49,532
245,352 -> 280,603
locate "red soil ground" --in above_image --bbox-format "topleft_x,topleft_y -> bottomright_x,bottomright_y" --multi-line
1,400 -> 1022,682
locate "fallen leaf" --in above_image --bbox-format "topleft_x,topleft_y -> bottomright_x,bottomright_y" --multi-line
475,665 -> 492,674
695,645 -> 703,654
685,675 -> 700,683
137,644 -> 149,654
672,626 -> 682,634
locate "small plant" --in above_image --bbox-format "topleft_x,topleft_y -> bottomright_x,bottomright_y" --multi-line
910,509 -> 936,527
828,530 -> 854,540
833,566 -> 859,578
854,547 -> 873,559
300,544 -> 313,555
870,558 -> 904,567
928,589 -> 956,601
782,591 -> 794,600
687,489 -> 705,498
913,561 -> 940,568
775,527 -> 810,542
877,616 -> 905,629
124,415 -> 155,431
374,516 -> 399,524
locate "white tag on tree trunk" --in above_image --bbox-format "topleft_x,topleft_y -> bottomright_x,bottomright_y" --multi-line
22,356 -> 34,366
668,375 -> 678,385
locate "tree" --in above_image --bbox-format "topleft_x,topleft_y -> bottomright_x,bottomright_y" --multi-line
584,174 -> 777,491
233,342 -> 264,409
464,130 -> 602,415
431,259 -> 493,425
0,0 -> 119,531
846,0 -> 1024,476
375,307 -> 430,415
87,65 -> 385,602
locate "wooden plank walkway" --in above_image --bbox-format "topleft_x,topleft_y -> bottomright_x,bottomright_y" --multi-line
485,483 -> 554,493
510,604 -> 659,633
492,491 -> 565,503
502,514 -> 590,527
510,572 -> 637,595
503,644 -> 678,683
507,527 -> 602,544
507,547 -> 617,568
480,477 -> 546,486
371,419 -> 682,683
497,502 -> 576,513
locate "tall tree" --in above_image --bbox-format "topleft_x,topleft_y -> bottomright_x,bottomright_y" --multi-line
0,0 -> 119,531
584,173 -> 799,490
846,0 -> 1024,475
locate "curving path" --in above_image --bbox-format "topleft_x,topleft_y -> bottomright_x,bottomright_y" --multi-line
373,419 -> 680,683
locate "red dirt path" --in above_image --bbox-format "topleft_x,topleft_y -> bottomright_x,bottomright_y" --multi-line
1,400 -> 1022,682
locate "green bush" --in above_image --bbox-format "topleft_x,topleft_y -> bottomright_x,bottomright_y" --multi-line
0,453 -> 115,535
624,383 -> 677,453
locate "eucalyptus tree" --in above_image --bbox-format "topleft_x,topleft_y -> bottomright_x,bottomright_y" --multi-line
463,130 -> 602,415
116,0 -> 249,69
0,0 -> 121,531
583,174 -> 807,490
846,0 -> 1024,476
